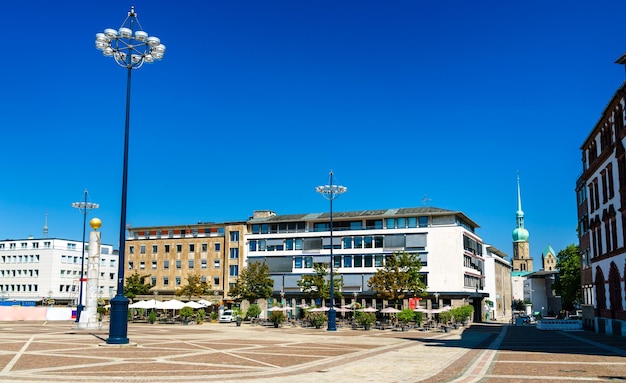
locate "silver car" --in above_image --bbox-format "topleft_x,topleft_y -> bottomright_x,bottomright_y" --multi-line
219,310 -> 233,323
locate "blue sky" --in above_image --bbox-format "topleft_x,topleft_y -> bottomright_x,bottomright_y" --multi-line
1,1 -> 624,267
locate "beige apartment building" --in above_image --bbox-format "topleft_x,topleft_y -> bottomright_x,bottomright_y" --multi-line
125,222 -> 247,303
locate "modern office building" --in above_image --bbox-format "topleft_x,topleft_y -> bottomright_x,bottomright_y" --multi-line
576,78 -> 626,335
246,207 -> 488,319
125,222 -> 247,302
0,237 -> 117,305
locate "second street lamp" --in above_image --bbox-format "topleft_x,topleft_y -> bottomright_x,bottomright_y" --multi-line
95,6 -> 165,345
71,189 -> 99,323
316,170 -> 347,331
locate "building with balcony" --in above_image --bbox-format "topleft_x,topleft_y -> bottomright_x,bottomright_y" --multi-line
576,78 -> 626,335
0,237 -> 117,305
125,222 -> 247,302
246,207 -> 488,319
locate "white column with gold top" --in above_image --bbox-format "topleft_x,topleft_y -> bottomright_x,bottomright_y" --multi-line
78,218 -> 102,329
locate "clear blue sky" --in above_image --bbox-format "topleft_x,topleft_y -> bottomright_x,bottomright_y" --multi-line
1,1 -> 624,267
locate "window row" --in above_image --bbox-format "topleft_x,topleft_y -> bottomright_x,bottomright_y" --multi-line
1,255 -> 41,263
588,163 -> 615,213
250,217 -> 429,235
250,234 -> 427,252
129,242 -> 222,254
129,259 -> 221,270
0,241 -> 51,250
0,269 -> 39,278
132,227 -> 225,239
159,275 -> 220,286
1,284 -> 38,292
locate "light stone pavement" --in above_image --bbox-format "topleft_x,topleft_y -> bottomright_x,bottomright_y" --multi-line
0,320 -> 624,383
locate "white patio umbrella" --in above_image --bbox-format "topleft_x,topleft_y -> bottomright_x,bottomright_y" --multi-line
380,307 -> 401,314
267,306 -> 286,312
130,299 -> 159,310
183,301 -> 204,309
157,299 -> 186,310
296,303 -> 310,309
308,306 -> 330,312
197,299 -> 213,307
334,307 -> 353,313
358,307 -> 378,313
129,300 -> 147,309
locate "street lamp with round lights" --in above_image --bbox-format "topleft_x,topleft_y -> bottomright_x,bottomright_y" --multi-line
316,170 -> 347,331
96,6 -> 165,345
71,189 -> 99,323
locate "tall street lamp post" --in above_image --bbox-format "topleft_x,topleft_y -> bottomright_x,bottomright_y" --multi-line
316,170 -> 347,331
72,189 -> 99,323
95,6 -> 165,344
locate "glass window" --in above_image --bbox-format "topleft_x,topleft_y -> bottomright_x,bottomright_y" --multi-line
285,239 -> 294,250
408,217 -> 417,228
164,244 -> 170,253
201,259 -> 207,269
295,239 -> 303,250
229,265 -> 239,277
386,218 -> 395,229
374,236 -> 384,248
175,276 -> 181,285
151,277 -> 156,286
252,224 -> 261,234
354,255 -> 363,267
189,244 -> 195,252
343,255 -> 352,268
333,256 -> 341,268
230,248 -> 239,259
128,261 -> 134,269
418,216 -> 428,228
350,221 -> 362,230
304,256 -> 313,268
129,246 -> 134,254
364,255 -> 373,267
397,218 -> 406,228
176,244 -> 182,252
202,243 -> 207,252
230,231 -> 239,241
343,237 -> 352,249
151,261 -> 157,269
214,259 -> 220,268
163,277 -> 169,285
188,259 -> 194,268
354,237 -> 363,248
213,276 -> 219,285
140,245 -> 146,254
364,236 -> 373,248
176,260 -> 181,269
375,255 -> 384,267
163,260 -> 169,269
294,257 -> 302,268
215,243 -> 220,251
249,241 -> 257,251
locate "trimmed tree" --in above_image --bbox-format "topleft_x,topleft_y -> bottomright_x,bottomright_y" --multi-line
367,251 -> 427,307
230,262 -> 274,303
297,263 -> 343,304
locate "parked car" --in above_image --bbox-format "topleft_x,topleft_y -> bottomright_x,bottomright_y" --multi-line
219,310 -> 233,323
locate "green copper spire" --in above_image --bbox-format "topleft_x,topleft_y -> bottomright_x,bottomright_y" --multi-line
512,172 -> 529,242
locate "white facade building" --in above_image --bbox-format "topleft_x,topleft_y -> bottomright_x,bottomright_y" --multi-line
246,207 -> 488,319
0,237 -> 118,305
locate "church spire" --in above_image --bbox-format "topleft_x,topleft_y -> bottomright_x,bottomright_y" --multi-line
512,172 -> 529,242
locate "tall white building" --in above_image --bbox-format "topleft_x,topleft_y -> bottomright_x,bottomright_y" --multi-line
0,237 -> 118,305
246,207 -> 488,319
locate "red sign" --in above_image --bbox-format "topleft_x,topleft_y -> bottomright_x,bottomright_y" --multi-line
409,298 -> 422,310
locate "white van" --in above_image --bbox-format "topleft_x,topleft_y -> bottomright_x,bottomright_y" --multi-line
219,310 -> 233,323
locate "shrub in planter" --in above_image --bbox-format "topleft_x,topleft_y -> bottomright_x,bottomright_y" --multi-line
414,311 -> 424,327
438,310 -> 453,326
247,304 -> 261,320
148,309 -> 157,324
397,309 -> 415,324
355,311 -> 376,330
196,308 -> 206,324
210,311 -> 218,322
180,306 -> 194,324
308,312 -> 326,329
269,311 -> 285,328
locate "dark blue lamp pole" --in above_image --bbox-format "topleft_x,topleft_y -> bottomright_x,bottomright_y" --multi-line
95,6 -> 165,344
316,171 -> 347,331
71,189 -> 99,323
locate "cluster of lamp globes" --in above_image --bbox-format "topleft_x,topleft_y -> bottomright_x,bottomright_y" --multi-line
95,27 -> 165,67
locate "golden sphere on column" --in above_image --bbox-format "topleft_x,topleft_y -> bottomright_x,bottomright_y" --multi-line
90,218 -> 102,230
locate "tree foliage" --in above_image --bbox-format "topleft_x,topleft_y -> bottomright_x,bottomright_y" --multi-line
175,273 -> 211,300
297,263 -> 343,302
230,262 -> 274,302
552,244 -> 582,310
367,251 -> 426,305
123,270 -> 152,300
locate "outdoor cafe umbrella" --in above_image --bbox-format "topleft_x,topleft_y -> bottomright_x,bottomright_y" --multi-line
130,299 -> 158,310
357,307 -> 378,313
267,306 -> 292,312
380,307 -> 401,314
197,299 -> 212,307
183,301 -> 204,309
308,306 -> 330,312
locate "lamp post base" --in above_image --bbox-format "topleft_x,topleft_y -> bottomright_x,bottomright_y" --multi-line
107,295 -> 130,344
75,304 -> 84,323
327,309 -> 337,331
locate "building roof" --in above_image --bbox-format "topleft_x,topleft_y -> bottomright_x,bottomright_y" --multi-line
542,244 -> 555,257
247,206 -> 480,227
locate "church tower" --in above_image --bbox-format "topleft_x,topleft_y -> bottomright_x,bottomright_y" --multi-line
512,174 -> 533,272
542,244 -> 557,271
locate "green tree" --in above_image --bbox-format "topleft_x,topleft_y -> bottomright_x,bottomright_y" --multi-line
552,244 -> 582,311
123,271 -> 152,300
230,262 -> 274,302
297,263 -> 343,303
175,273 -> 211,300
367,251 -> 426,306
